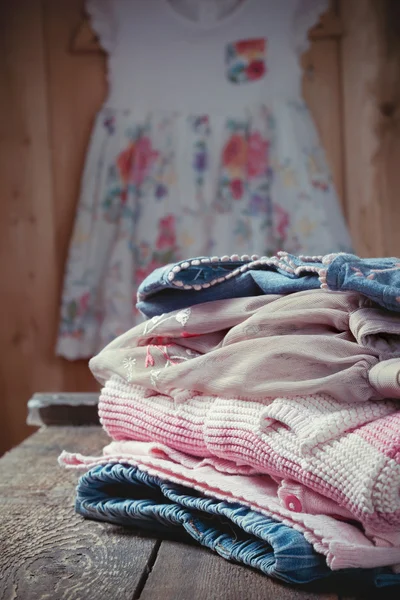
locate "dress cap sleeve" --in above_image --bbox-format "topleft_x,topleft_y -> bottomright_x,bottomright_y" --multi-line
86,0 -> 118,54
293,0 -> 330,56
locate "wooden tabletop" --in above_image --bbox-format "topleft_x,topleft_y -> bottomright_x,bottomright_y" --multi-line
0,405 -> 399,598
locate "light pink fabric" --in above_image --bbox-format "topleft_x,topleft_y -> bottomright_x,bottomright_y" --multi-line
276,479 -> 355,520
90,290 -> 400,404
59,440 -> 400,571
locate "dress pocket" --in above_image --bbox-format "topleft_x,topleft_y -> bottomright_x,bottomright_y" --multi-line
226,38 -> 267,84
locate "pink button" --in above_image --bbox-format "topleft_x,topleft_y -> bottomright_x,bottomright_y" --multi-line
284,494 -> 302,512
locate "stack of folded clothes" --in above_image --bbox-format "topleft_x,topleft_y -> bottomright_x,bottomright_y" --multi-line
60,252 -> 400,587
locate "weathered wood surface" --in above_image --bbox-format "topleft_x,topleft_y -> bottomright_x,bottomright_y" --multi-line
340,0 -> 400,257
0,427 -> 158,600
0,427 -> 399,599
138,539 -> 400,600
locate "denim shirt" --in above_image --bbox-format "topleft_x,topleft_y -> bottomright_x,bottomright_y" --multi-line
137,252 -> 400,317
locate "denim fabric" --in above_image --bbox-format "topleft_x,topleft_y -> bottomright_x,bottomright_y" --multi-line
136,253 -> 400,318
75,463 -> 400,587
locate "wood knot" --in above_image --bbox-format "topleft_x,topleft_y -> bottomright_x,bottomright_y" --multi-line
380,102 -> 396,118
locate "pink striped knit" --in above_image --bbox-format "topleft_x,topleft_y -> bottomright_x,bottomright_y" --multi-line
98,377 -> 400,532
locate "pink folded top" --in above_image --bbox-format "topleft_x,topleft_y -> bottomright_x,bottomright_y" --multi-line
90,289 -> 400,403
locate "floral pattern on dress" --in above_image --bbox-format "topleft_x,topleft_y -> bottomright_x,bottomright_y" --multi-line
57,99 -> 352,359
214,120 -> 248,213
135,214 -> 181,285
226,38 -> 267,84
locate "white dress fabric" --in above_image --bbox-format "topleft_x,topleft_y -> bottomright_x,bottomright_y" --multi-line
57,0 -> 352,359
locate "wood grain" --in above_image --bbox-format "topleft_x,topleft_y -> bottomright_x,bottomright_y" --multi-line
0,0 -> 104,456
138,539 -> 337,600
0,0 -> 62,455
43,0 -> 107,393
303,35 -> 345,209
0,427 -> 158,600
138,539 -> 400,600
340,0 -> 400,257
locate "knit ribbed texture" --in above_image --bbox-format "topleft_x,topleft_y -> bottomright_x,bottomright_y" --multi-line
99,377 -> 400,532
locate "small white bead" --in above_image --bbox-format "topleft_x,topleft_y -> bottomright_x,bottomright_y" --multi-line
201,258 -> 211,264
181,262 -> 190,269
230,254 -> 240,261
241,254 -> 250,261
211,256 -> 219,262
184,284 -> 192,290
240,265 -> 248,273
321,283 -> 329,289
202,283 -> 211,288
172,266 -> 181,273
217,277 -> 225,283
221,255 -> 230,262
193,284 -> 201,290
191,259 -> 201,266
210,279 -> 217,286
251,254 -> 259,261
174,280 -> 184,287
167,272 -> 175,281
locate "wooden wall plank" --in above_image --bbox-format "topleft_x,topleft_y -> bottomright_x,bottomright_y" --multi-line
0,0 -> 105,455
302,36 -> 345,210
368,0 -> 400,258
339,0 -> 400,257
43,0 -> 107,391
0,0 -> 62,454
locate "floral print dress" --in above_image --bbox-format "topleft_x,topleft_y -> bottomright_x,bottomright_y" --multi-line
57,0 -> 353,358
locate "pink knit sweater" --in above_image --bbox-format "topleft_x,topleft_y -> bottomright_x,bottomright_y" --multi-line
96,377 -> 400,533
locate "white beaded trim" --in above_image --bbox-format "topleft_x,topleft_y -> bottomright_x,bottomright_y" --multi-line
163,252 -> 333,291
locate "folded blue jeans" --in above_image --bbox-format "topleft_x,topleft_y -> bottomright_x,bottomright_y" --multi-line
136,252 -> 400,317
75,463 -> 400,587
